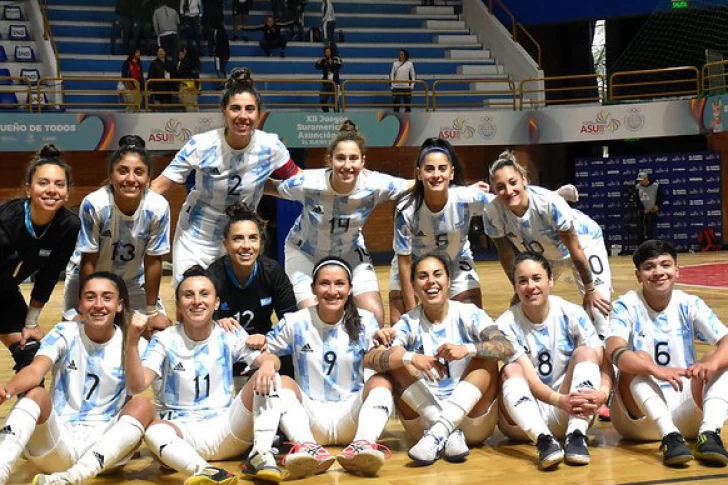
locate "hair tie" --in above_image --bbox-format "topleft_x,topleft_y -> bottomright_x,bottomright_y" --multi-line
417,146 -> 450,166
313,260 -> 352,279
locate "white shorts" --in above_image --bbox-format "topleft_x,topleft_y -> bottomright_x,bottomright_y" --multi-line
284,242 -> 380,304
25,410 -> 132,473
611,377 -> 702,442
62,264 -> 165,316
388,256 -> 480,296
172,217 -> 226,286
400,398 -> 498,446
170,397 -> 253,460
301,392 -> 364,445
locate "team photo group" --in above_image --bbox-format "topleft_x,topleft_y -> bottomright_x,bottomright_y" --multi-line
0,68 -> 727,485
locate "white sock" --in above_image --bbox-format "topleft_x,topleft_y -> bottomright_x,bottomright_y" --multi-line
278,388 -> 316,444
59,415 -> 145,484
502,378 -> 550,443
353,387 -> 393,442
430,381 -> 483,441
252,389 -> 283,454
400,380 -> 442,427
630,376 -> 679,437
0,398 -> 40,483
144,423 -> 208,475
566,361 -> 601,435
700,369 -> 728,434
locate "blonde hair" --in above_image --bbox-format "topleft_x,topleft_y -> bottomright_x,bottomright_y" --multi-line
488,150 -> 528,184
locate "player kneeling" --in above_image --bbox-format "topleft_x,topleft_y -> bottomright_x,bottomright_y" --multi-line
125,266 -> 283,485
497,252 -> 611,470
0,272 -> 153,485
607,240 -> 728,467
369,254 -> 513,466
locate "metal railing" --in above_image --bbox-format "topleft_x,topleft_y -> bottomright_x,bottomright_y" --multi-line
39,76 -> 141,111
39,0 -> 61,76
0,77 -> 34,111
702,60 -> 728,95
609,66 -> 700,102
432,78 -> 516,110
520,74 -> 605,109
340,79 -> 429,111
486,0 -> 542,68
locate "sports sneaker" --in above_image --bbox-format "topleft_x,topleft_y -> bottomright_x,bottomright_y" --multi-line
660,432 -> 693,466
283,442 -> 335,479
408,431 -> 446,466
241,449 -> 282,483
32,475 -> 72,485
443,429 -> 470,462
694,430 -> 728,465
564,430 -> 590,465
536,434 -> 564,470
183,466 -> 237,485
598,404 -> 611,422
336,440 -> 391,476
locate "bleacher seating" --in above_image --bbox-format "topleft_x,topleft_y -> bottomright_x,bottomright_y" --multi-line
14,45 -> 35,61
8,24 -> 29,40
0,45 -> 6,62
0,91 -> 17,108
0,67 -> 11,84
20,67 -> 38,83
2,5 -> 22,21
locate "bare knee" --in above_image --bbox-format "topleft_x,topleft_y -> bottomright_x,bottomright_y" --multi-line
572,345 -> 599,364
122,395 -> 155,426
23,387 -> 52,423
500,362 -> 525,381
364,373 -> 394,395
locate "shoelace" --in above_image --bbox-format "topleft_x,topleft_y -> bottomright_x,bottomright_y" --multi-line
344,440 -> 393,459
283,442 -> 328,464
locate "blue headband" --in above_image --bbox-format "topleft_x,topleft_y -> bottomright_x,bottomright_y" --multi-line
417,146 -> 451,166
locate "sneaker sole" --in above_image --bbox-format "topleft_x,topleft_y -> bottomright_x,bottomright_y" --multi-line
539,450 -> 564,470
183,475 -> 238,485
285,455 -> 335,479
443,449 -> 470,463
564,454 -> 590,466
663,454 -> 693,467
241,466 -> 282,484
336,453 -> 385,476
694,451 -> 728,466
407,450 -> 438,466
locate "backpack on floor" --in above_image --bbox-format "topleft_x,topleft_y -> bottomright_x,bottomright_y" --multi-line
698,227 -> 721,252
309,27 -> 321,43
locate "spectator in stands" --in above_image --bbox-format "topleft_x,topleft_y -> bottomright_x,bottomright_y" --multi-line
179,0 -> 202,55
390,49 -> 416,112
120,48 -> 144,111
148,46 -> 176,110
153,0 -> 180,64
232,0 -> 252,41
202,0 -> 224,54
288,0 -> 306,40
636,171 -> 664,244
259,16 -> 287,57
321,0 -> 335,49
213,23 -> 230,78
315,45 -> 341,112
177,46 -> 201,112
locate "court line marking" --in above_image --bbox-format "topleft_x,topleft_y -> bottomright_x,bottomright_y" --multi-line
617,473 -> 728,485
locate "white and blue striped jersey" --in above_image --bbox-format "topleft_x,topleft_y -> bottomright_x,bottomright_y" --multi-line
68,186 -> 171,286
608,289 -> 728,373
483,185 -> 603,262
142,323 -> 260,421
393,186 -> 495,261
266,307 -> 380,402
162,128 -> 290,245
37,322 -> 129,424
392,301 -> 495,399
497,296 -> 601,390
278,169 -> 410,257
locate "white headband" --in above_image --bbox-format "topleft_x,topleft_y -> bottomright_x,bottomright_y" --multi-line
313,260 -> 352,279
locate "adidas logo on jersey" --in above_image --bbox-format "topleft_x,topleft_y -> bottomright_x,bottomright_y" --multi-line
209,167 -> 221,175
68,360 -> 77,370
173,362 -> 185,372
506,232 -> 518,239
593,277 -> 604,286
416,345 -> 424,354
575,380 -> 595,390
0,425 -> 14,435
415,230 -> 426,237
312,206 -> 324,214
94,452 -> 105,468
514,396 -> 532,407
300,343 -> 313,353
100,229 -> 112,237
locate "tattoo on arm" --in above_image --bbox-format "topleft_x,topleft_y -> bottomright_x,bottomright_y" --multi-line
610,345 -> 629,367
475,326 -> 514,360
366,348 -> 394,373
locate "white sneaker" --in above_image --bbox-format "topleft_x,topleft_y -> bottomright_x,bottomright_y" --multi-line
32,474 -> 72,485
336,440 -> 390,476
443,429 -> 470,462
283,442 -> 335,479
408,432 -> 446,466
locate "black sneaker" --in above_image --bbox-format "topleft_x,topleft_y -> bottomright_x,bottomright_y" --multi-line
536,434 -> 564,470
564,430 -> 590,465
660,432 -> 693,466
694,430 -> 728,466
184,466 -> 237,485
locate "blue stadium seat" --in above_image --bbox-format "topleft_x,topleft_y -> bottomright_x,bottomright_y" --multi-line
0,68 -> 11,85
20,68 -> 39,83
0,46 -> 6,62
0,92 -> 18,109
3,5 -> 22,20
14,45 -> 35,62
8,25 -> 29,41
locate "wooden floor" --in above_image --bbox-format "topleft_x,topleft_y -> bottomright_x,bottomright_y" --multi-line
4,252 -> 728,485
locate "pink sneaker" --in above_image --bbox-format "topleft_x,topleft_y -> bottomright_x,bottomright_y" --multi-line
336,440 -> 392,476
598,404 -> 611,422
283,442 -> 335,479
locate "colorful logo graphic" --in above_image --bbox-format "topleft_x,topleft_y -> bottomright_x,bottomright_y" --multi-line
439,117 -> 475,140
148,118 -> 192,144
580,110 -> 620,135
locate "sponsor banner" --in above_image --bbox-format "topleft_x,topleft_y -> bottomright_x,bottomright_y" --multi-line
0,98 -> 707,151
575,152 -> 722,253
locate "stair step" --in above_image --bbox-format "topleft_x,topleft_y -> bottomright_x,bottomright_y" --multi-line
412,6 -> 454,14
436,34 -> 478,44
458,64 -> 503,75
425,20 -> 466,30
447,49 -> 490,59
471,81 -> 516,92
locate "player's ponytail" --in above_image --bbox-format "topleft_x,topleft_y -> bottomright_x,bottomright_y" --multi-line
488,150 -> 528,184
312,256 -> 361,341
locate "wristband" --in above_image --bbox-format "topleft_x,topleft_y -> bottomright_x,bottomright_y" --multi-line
549,392 -> 560,407
464,343 -> 477,357
146,305 -> 160,316
584,283 -> 596,294
24,307 -> 42,329
402,352 -> 415,366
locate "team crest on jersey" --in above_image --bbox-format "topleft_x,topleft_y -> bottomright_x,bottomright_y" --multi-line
220,302 -> 230,311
